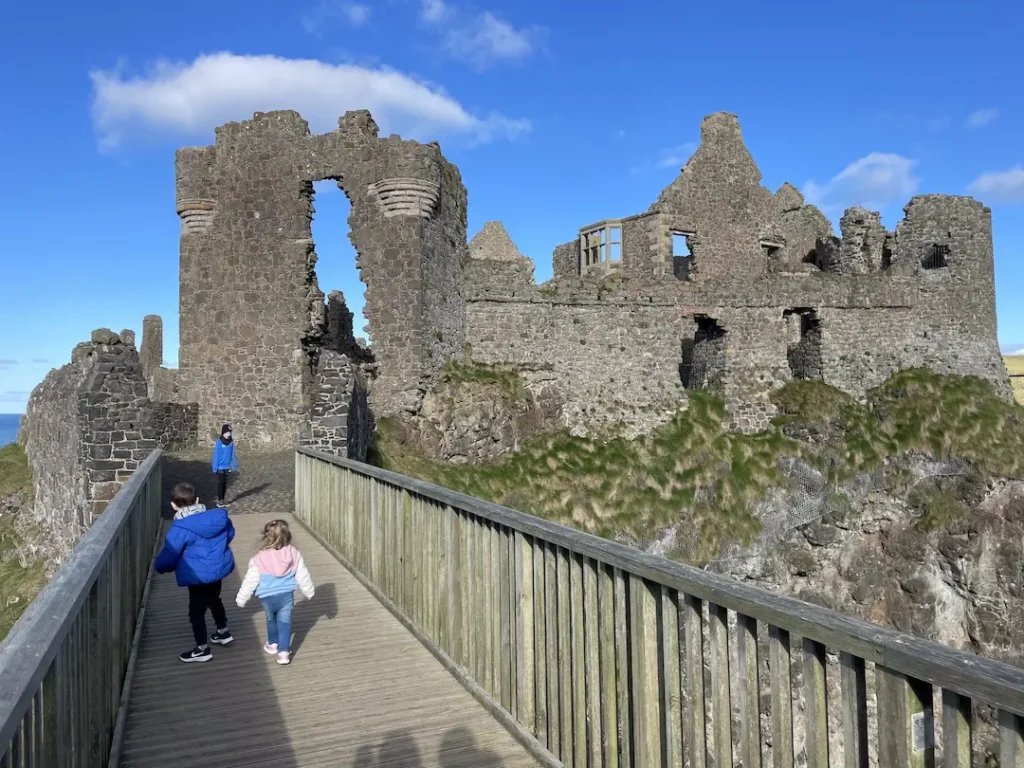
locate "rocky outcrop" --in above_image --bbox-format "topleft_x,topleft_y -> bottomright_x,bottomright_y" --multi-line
415,363 -> 563,463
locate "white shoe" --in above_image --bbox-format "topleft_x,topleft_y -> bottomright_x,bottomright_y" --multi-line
277,651 -> 291,665
264,642 -> 278,655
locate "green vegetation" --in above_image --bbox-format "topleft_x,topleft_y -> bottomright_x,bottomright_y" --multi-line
436,359 -> 528,402
374,367 -> 1024,563
0,444 -> 47,642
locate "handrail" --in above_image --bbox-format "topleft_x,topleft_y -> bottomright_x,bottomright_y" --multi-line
0,449 -> 163,765
297,447 -> 1024,714
297,446 -> 1024,766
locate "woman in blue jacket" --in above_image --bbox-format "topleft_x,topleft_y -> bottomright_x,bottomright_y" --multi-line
212,424 -> 239,506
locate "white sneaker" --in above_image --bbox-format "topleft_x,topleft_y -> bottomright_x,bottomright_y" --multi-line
277,651 -> 291,665
263,642 -> 278,655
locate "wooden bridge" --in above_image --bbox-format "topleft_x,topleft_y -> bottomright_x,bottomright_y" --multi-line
3,448 -> 1024,768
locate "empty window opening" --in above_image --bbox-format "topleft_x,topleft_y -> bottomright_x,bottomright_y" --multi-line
760,240 -> 783,261
310,179 -> 372,351
784,308 -> 823,381
680,315 -> 726,390
881,243 -> 894,270
578,221 -> 622,275
672,231 -> 695,281
922,243 -> 949,270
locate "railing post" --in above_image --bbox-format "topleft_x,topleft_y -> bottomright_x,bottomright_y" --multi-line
629,575 -> 661,766
876,665 -> 935,767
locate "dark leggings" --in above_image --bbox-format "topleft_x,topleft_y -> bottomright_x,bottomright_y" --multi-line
216,470 -> 228,502
188,580 -> 227,646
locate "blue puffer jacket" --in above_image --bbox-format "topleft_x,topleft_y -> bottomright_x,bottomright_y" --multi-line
154,504 -> 236,587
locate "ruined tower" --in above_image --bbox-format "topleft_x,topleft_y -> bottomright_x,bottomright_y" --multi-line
173,110 -> 468,447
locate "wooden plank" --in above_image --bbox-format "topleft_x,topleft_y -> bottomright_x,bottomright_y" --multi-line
803,638 -> 828,768
599,565 -> 619,768
557,548 -> 574,767
736,613 -> 761,768
940,689 -> 971,768
514,531 -> 536,734
682,594 -> 707,768
499,527 -> 513,713
544,543 -> 560,759
660,587 -> 682,768
584,559 -> 602,767
613,570 -> 631,768
570,554 -> 587,767
296,448 -> 1024,717
840,652 -> 868,768
708,603 -> 732,768
446,506 -> 463,668
876,665 -> 935,768
769,626 -> 793,768
999,709 -> 1024,768
533,538 -> 548,748
492,523 -> 502,698
629,575 -> 661,767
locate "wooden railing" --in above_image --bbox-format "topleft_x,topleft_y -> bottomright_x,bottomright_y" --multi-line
295,448 -> 1024,768
0,450 -> 163,768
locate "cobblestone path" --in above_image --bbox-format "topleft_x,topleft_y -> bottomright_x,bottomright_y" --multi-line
161,447 -> 296,517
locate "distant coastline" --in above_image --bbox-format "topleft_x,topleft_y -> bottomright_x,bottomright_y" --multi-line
0,414 -> 22,448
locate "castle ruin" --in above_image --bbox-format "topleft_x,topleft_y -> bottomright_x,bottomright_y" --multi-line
152,109 -> 1009,452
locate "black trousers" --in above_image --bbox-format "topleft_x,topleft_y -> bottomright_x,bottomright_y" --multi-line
187,580 -> 227,646
215,470 -> 229,502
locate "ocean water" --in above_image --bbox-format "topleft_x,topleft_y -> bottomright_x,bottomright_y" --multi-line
0,414 -> 22,448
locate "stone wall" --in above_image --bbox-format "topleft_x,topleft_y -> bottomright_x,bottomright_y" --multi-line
151,401 -> 199,451
175,109 -> 467,449
299,349 -> 372,461
21,329 -> 159,562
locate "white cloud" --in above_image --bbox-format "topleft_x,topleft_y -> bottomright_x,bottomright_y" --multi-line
655,142 -> 697,169
804,152 -> 919,212
967,108 -> 999,128
968,166 -> 1024,204
420,0 -> 448,23
420,2 -> 541,69
301,1 -> 371,32
89,52 -> 530,150
442,12 -> 538,68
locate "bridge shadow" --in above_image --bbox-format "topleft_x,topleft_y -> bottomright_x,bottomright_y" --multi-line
350,726 -> 506,768
230,582 -> 338,656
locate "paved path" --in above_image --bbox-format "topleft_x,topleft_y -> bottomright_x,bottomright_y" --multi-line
162,448 -> 295,515
119,512 -> 541,768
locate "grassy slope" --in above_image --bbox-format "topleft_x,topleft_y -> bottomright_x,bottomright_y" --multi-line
1006,356 -> 1024,404
0,444 -> 46,641
375,369 -> 1024,565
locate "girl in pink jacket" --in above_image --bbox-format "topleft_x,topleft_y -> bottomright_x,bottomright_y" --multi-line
235,520 -> 315,665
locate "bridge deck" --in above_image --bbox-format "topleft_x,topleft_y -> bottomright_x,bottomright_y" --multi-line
120,512 -> 540,768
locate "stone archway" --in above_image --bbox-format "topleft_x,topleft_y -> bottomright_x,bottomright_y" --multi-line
174,109 -> 468,449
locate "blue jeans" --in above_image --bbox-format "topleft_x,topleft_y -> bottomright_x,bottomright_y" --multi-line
261,592 -> 294,652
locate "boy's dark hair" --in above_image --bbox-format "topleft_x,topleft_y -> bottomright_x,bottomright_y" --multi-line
171,482 -> 198,507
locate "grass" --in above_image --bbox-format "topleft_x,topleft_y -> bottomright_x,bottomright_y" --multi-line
1006,355 -> 1024,405
374,367 -> 1024,563
436,359 -> 528,402
0,444 -> 47,642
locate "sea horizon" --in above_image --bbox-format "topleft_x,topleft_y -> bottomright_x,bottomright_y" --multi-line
0,413 -> 23,448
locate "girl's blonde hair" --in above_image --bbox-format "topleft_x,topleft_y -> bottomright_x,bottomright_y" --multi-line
261,519 -> 292,550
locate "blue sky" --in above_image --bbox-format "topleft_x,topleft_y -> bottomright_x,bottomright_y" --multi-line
1,0 -> 1022,414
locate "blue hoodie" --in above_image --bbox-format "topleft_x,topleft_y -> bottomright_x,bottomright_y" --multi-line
154,504 -> 236,587
212,438 -> 238,472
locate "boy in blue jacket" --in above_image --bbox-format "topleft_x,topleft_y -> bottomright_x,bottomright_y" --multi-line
154,481 -> 237,663
212,424 -> 239,507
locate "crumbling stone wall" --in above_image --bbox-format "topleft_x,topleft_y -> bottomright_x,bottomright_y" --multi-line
21,330 -> 159,562
456,111 -> 1008,439
175,109 -> 467,449
299,350 -> 372,461
151,402 -> 199,450
463,221 -> 536,298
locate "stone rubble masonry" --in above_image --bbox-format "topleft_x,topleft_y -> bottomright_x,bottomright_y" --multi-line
299,349 -> 372,461
140,314 -> 163,375
21,329 -> 159,562
460,111 -> 1010,436
174,109 -> 467,450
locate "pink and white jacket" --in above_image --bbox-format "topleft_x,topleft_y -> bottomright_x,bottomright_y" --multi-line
235,545 -> 315,607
